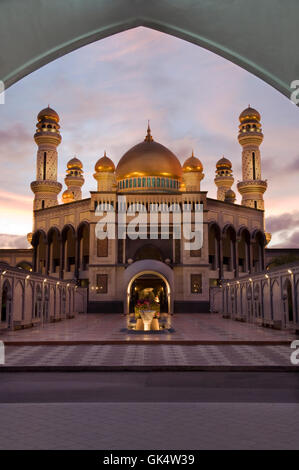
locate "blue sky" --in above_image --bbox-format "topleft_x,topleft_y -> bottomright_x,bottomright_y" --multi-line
0,27 -> 299,248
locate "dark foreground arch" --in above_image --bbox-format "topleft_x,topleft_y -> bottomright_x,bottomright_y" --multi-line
0,0 -> 298,98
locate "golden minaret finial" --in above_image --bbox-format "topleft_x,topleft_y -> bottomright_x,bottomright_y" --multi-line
144,120 -> 153,142
191,149 -> 194,157
104,150 -> 106,157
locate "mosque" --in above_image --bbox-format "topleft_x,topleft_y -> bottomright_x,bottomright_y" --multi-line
0,105 -> 271,323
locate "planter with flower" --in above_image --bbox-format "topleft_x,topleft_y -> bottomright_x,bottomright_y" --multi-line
134,299 -> 160,330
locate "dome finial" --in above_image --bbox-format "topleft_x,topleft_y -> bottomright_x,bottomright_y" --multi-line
104,150 -> 106,157
191,149 -> 194,157
144,120 -> 153,142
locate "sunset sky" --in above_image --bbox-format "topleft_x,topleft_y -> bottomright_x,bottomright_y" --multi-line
0,27 -> 299,248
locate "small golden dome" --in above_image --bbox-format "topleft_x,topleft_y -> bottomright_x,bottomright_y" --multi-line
62,189 -> 74,203
216,156 -> 232,169
183,150 -> 203,173
37,106 -> 59,122
239,106 -> 261,123
225,189 -> 236,200
67,157 -> 83,170
95,152 -> 115,173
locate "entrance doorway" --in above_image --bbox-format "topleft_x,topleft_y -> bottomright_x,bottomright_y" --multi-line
1,281 -> 12,325
129,273 -> 169,314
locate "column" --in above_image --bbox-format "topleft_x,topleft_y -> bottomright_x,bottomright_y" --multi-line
219,236 -> 223,279
59,239 -> 64,279
45,242 -> 50,275
235,240 -> 239,278
33,245 -> 37,272
75,236 -> 80,279
249,241 -> 254,273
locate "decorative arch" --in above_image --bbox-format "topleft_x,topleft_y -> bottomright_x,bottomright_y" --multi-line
47,227 -> 61,274
1,1 -> 296,98
208,222 -> 221,272
62,224 -> 76,275
1,279 -> 12,324
16,261 -> 32,271
123,259 -> 174,314
32,230 -> 47,273
77,222 -> 90,272
14,280 -> 25,322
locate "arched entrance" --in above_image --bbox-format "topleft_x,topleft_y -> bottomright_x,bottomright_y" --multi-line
283,278 -> 294,325
128,272 -> 169,314
1,280 -> 12,325
127,270 -> 171,314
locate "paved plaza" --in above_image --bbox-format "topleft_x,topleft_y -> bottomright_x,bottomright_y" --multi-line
0,313 -> 297,344
0,401 -> 298,450
1,343 -> 297,369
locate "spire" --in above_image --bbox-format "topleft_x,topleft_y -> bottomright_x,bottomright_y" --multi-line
144,120 -> 153,142
104,150 -> 106,157
191,149 -> 194,157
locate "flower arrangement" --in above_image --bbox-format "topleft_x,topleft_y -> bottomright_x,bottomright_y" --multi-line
134,299 -> 160,319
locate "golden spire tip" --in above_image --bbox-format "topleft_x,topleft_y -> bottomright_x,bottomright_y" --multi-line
144,120 -> 153,142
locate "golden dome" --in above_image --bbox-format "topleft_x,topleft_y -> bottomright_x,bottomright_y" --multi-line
116,127 -> 182,180
67,157 -> 83,170
225,189 -> 236,201
239,106 -> 260,123
216,156 -> 232,169
62,189 -> 74,203
95,152 -> 115,173
37,106 -> 59,122
183,150 -> 203,173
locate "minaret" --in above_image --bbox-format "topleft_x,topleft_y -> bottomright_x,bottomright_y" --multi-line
64,157 -> 84,201
31,106 -> 62,210
237,106 -> 267,209
182,150 -> 204,191
93,151 -> 116,191
214,157 -> 234,201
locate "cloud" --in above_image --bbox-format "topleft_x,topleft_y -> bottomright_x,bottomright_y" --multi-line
266,211 -> 299,233
0,234 -> 28,248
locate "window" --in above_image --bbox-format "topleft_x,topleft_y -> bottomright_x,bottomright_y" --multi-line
133,178 -> 137,188
252,152 -> 256,180
142,177 -> 146,187
96,274 -> 108,294
41,200 -> 45,209
152,177 -> 156,187
191,274 -> 202,294
138,178 -> 141,187
147,177 -> 151,187
97,238 -> 108,257
126,179 -> 129,188
157,178 -> 160,187
161,178 -> 165,187
43,152 -> 47,180
129,179 -> 132,188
